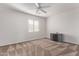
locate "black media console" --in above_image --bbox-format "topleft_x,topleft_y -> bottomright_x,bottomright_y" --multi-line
50,33 -> 63,42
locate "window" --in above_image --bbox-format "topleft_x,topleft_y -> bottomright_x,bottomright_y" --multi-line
34,20 -> 39,32
28,19 -> 33,32
28,19 -> 39,32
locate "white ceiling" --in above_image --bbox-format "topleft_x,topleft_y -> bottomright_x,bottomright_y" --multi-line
0,3 -> 79,18
7,3 -> 53,18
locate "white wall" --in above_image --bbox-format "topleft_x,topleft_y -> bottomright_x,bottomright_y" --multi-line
0,5 -> 46,46
47,5 -> 79,44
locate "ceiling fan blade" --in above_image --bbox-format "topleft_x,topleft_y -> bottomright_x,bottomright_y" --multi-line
35,3 -> 41,8
38,3 -> 41,7
35,3 -> 39,7
36,9 -> 39,13
40,9 -> 47,13
41,6 -> 51,8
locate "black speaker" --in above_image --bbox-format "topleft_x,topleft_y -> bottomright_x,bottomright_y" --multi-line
50,33 -> 63,42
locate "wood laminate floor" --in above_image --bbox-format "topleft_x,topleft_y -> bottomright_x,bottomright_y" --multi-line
0,38 -> 79,56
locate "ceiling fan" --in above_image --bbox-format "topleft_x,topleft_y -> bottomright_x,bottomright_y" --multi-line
35,3 -> 50,14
